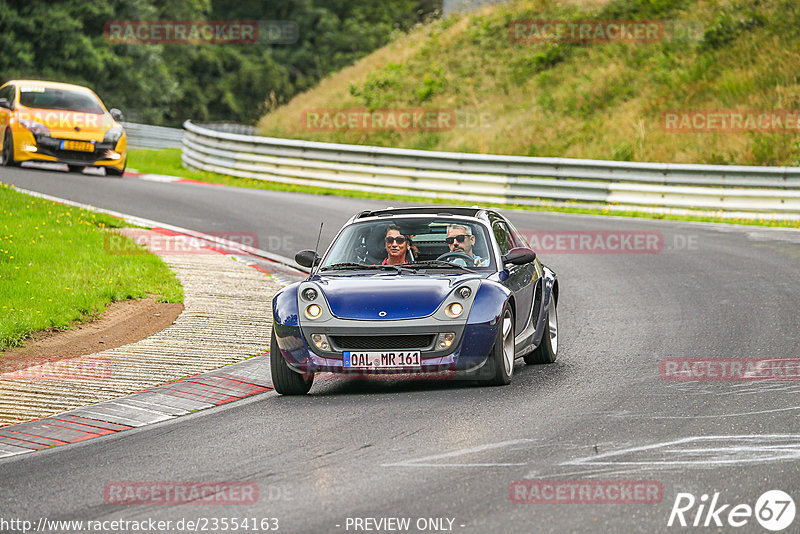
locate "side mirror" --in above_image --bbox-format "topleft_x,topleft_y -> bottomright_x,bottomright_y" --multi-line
0,98 -> 11,110
109,108 -> 123,121
502,247 -> 536,266
295,250 -> 321,269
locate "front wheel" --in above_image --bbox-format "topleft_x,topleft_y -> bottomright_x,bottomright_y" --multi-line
481,303 -> 514,386
270,328 -> 313,395
525,294 -> 558,364
106,163 -> 125,177
1,131 -> 19,167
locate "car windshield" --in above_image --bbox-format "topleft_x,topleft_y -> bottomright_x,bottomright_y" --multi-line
18,86 -> 104,114
320,217 -> 495,271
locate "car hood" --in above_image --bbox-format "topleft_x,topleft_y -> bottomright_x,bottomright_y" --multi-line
314,273 -> 481,320
18,108 -> 116,141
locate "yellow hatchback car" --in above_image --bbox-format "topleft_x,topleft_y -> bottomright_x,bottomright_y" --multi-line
0,80 -> 127,176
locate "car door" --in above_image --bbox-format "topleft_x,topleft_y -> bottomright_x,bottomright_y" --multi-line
492,219 -> 536,334
0,84 -> 14,150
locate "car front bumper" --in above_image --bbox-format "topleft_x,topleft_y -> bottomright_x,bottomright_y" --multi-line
12,128 -> 126,169
273,318 -> 499,377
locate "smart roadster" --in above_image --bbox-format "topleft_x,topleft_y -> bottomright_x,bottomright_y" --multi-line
270,206 -> 559,394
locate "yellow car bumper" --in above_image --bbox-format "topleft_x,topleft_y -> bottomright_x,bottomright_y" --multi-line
10,125 -> 127,171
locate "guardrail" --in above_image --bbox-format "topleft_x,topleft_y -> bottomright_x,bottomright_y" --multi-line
444,0 -> 508,16
197,123 -> 257,136
181,120 -> 800,218
123,122 -> 255,149
122,122 -> 183,149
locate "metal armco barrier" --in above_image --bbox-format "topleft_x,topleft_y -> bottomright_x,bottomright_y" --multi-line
122,122 -> 184,149
181,120 -> 800,217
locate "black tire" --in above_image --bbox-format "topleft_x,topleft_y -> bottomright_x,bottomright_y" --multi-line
270,327 -> 313,395
106,163 -> 125,177
480,302 -> 514,386
1,130 -> 19,167
67,165 -> 85,173
525,295 -> 558,364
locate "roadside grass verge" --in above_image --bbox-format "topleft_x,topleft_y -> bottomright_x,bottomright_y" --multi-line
0,183 -> 183,349
128,148 -> 800,229
256,0 -> 800,166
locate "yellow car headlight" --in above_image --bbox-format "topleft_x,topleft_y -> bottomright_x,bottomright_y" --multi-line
104,127 -> 124,143
305,304 -> 322,319
20,119 -> 50,136
445,302 -> 464,318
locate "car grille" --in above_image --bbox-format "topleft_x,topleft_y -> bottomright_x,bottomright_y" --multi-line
47,149 -> 102,163
34,137 -> 116,164
331,334 -> 435,351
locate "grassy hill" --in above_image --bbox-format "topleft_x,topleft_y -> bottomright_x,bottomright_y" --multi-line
257,0 -> 800,166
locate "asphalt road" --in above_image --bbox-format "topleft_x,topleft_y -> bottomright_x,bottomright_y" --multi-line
2,165 -> 800,534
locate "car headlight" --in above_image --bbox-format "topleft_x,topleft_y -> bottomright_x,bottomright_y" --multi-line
445,302 -> 464,318
302,288 -> 318,301
311,334 -> 330,351
104,127 -> 123,143
305,304 -> 322,319
458,286 -> 472,299
19,119 -> 50,137
436,332 -> 456,349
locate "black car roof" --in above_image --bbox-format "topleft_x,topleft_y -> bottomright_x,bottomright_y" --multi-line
354,206 -> 488,220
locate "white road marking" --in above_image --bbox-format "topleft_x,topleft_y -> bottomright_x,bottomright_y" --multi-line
614,406 -> 800,419
382,438 -> 536,467
133,173 -> 181,183
563,435 -> 800,467
527,466 -> 651,479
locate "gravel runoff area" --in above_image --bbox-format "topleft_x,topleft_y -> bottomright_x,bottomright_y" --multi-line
0,229 -> 281,427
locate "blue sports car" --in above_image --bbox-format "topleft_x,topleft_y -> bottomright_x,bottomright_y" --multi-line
270,206 -> 559,394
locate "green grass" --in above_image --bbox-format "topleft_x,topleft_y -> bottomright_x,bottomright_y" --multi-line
257,0 -> 800,167
0,183 -> 183,349
128,148 -> 200,180
128,148 -> 800,229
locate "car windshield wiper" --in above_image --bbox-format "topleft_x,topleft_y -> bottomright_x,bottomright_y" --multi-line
404,260 -> 476,273
320,262 -> 408,273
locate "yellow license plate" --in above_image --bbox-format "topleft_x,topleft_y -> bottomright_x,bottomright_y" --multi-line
62,140 -> 94,152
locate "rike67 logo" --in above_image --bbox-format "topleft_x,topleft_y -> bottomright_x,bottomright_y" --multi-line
668,490 -> 795,531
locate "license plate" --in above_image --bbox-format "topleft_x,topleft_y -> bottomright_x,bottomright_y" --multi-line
343,351 -> 421,368
61,140 -> 94,152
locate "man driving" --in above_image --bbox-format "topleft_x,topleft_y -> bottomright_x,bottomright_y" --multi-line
445,224 -> 488,267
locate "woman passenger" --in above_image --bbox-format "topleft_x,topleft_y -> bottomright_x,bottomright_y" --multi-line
383,225 -> 415,265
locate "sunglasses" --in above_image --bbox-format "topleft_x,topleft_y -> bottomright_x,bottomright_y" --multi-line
446,235 -> 470,245
385,236 -> 407,244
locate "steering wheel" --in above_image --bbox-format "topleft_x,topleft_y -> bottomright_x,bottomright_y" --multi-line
436,251 -> 475,266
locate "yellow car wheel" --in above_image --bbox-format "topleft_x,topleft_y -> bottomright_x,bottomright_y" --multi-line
106,161 -> 126,177
2,130 -> 19,167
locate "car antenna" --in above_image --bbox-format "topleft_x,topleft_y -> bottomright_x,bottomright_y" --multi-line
309,222 -> 323,278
